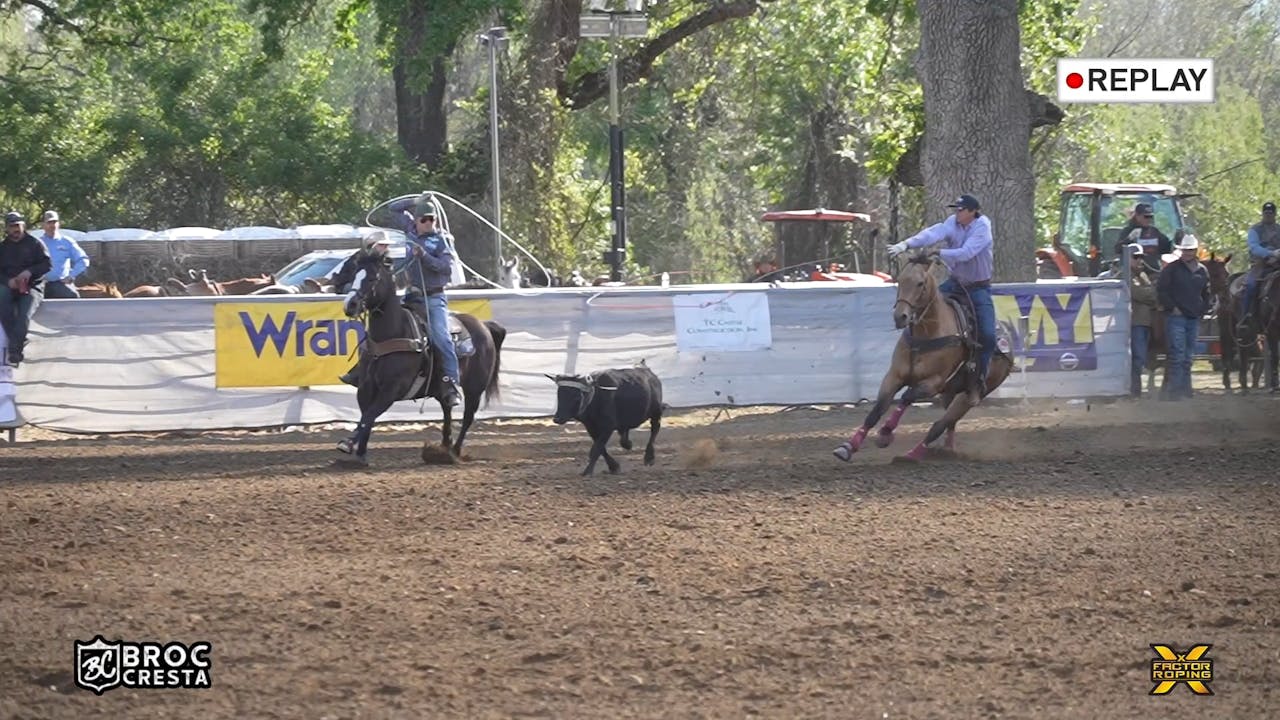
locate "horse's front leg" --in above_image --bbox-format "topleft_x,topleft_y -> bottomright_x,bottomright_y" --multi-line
875,384 -> 935,448
834,373 -> 905,461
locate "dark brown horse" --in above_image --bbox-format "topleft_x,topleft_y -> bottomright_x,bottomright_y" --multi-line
1202,253 -> 1262,392
1254,259 -> 1280,391
833,253 -> 1014,463
335,254 -> 506,464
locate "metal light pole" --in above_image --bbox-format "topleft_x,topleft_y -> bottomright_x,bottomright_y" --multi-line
478,26 -> 508,279
580,1 -> 647,282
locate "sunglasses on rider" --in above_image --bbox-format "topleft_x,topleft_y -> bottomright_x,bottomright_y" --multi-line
417,215 -> 436,223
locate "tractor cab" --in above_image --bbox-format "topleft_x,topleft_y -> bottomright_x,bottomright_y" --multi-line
1037,183 -> 1196,279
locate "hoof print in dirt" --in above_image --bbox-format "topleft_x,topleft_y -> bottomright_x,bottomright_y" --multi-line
421,445 -> 459,465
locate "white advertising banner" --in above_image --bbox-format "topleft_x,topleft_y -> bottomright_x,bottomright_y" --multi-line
672,291 -> 773,352
10,281 -> 1131,434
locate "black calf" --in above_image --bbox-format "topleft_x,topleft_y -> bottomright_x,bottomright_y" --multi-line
547,365 -> 664,475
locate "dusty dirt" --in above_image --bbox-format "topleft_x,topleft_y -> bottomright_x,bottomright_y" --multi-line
2,389 -> 1279,719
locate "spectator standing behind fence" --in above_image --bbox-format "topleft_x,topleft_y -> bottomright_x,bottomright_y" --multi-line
1125,242 -> 1158,397
38,210 -> 89,299
1156,233 -> 1211,401
0,211 -> 53,367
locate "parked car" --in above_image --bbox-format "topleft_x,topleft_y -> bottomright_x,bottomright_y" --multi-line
253,237 -> 409,294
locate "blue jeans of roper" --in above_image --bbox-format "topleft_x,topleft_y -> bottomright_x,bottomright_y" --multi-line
0,284 -> 43,360
1130,325 -> 1150,395
940,278 -> 996,383
426,293 -> 460,381
1165,314 -> 1199,398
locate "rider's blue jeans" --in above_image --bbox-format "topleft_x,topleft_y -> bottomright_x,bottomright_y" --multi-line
1243,266 -> 1262,318
426,293 -> 460,381
940,278 -> 997,383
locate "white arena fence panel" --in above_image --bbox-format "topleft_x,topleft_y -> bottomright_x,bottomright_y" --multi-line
11,280 -> 1130,434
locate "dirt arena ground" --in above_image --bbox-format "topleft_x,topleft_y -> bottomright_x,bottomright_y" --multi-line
2,387 -> 1279,719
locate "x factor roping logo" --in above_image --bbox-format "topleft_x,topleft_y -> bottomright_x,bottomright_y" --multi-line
1150,644 -> 1213,695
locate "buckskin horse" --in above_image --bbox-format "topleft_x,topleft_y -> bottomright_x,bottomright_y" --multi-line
833,253 -> 1014,463
336,254 -> 506,464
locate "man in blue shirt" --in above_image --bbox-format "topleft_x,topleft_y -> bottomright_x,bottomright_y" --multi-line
1238,201 -> 1280,333
886,193 -> 996,403
38,211 -> 90,299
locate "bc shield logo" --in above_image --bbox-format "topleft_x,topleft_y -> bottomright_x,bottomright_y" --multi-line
75,636 -> 122,695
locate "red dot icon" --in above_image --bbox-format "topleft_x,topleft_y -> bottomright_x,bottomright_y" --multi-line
1066,72 -> 1084,89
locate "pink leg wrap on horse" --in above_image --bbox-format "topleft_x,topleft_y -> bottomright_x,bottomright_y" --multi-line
847,427 -> 869,451
903,441 -> 928,461
881,405 -> 907,432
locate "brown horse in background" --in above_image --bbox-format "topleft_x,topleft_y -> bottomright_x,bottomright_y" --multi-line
833,253 -> 1014,463
76,282 -> 123,298
1202,253 -> 1262,392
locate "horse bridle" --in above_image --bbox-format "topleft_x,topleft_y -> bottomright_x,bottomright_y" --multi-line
893,274 -> 938,328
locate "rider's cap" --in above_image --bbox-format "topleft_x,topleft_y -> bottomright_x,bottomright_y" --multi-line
1263,201 -> 1276,213
41,210 -> 59,222
417,206 -> 437,218
1126,242 -> 1144,256
1133,202 -> 1154,216
946,194 -> 980,211
4,210 -> 24,225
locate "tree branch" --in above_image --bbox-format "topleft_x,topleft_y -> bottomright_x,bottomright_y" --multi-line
561,0 -> 765,109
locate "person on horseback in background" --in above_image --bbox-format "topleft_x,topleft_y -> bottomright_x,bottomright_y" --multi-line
387,196 -> 462,408
886,193 -> 996,404
1238,201 -> 1280,333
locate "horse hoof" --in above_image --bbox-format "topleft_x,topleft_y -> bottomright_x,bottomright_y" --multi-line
833,443 -> 854,462
336,439 -> 355,455
875,431 -> 895,448
333,454 -> 368,468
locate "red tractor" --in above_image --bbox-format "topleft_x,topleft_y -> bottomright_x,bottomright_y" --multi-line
1035,183 -> 1197,279
756,208 -> 892,283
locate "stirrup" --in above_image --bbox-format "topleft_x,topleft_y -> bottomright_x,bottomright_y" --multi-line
339,372 -> 358,387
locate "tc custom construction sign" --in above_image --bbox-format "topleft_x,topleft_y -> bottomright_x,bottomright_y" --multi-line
1057,58 -> 1214,104
214,299 -> 491,388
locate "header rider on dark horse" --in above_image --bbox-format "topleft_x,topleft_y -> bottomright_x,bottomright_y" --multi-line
1239,201 -> 1280,334
333,196 -> 462,408
886,193 -> 997,404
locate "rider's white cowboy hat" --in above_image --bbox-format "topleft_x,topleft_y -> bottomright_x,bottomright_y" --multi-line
1175,233 -> 1200,251
1125,242 -> 1144,256
362,230 -> 394,249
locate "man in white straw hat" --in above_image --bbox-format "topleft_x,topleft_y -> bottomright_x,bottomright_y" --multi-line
1155,232 -> 1211,400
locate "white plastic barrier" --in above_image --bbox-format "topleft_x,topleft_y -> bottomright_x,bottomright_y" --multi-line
11,281 -> 1129,434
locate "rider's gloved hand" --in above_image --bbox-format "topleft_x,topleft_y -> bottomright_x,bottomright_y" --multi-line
887,241 -> 909,258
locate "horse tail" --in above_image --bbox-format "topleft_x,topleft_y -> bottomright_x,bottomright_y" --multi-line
482,320 -> 507,407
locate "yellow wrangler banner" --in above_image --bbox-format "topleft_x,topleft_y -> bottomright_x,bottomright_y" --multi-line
214,299 -> 492,388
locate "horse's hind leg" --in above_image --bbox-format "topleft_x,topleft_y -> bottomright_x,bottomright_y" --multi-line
900,394 -> 972,462
875,385 -> 931,448
449,391 -> 482,458
619,429 -> 633,451
834,375 -> 904,461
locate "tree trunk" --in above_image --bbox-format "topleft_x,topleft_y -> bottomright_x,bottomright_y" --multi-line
393,1 -> 449,168
916,0 -> 1035,281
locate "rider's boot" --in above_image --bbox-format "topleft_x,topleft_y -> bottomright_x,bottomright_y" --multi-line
339,354 -> 363,387
441,376 -> 462,408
